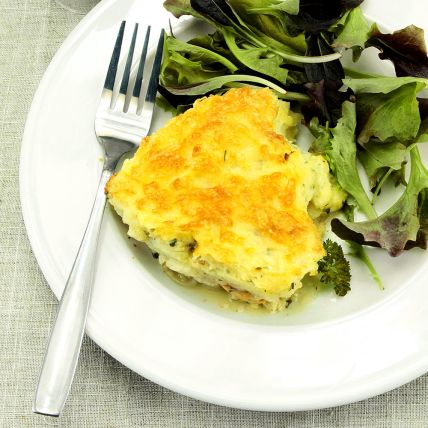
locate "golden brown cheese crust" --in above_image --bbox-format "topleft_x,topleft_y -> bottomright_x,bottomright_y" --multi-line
106,87 -> 326,300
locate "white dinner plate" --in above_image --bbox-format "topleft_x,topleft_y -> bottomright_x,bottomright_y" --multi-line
20,0 -> 428,411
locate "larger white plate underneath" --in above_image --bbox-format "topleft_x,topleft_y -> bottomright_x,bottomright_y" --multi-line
20,0 -> 428,411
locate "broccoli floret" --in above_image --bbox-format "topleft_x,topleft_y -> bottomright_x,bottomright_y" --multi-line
318,239 -> 351,296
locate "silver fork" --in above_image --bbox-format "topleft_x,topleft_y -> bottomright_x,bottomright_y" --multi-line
33,22 -> 164,417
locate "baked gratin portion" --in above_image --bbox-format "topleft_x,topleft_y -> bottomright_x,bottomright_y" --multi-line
106,87 -> 345,311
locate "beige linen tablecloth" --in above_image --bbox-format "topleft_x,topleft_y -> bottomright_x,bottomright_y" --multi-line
1,1 -> 428,426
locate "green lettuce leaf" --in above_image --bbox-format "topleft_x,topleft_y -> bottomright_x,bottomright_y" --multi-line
309,101 -> 377,219
190,31 -> 237,63
343,76 -> 428,94
356,83 -> 422,145
331,6 -> 370,59
184,0 -> 341,63
417,119 -> 428,144
328,101 -> 377,218
358,142 -> 407,190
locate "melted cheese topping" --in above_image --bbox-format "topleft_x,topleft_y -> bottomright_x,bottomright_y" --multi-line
107,87 -> 345,309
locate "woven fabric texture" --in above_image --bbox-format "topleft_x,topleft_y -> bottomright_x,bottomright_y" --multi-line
1,1 -> 428,426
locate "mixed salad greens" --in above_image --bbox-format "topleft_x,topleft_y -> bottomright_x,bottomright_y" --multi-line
158,0 -> 428,295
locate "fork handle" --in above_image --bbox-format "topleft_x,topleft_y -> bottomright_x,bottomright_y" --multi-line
33,169 -> 112,416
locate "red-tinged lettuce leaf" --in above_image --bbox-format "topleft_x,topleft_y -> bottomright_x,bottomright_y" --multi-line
302,34 -> 352,125
332,148 -> 428,256
420,98 -> 428,121
411,189 -> 428,250
367,25 -> 428,78
304,34 -> 345,82
303,79 -> 352,126
190,0 -> 238,25
287,0 -> 364,35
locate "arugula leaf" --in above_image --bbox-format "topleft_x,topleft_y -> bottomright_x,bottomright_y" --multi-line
163,73 -> 287,95
318,239 -> 351,296
179,0 -> 342,63
367,25 -> 428,79
356,83 -> 422,145
223,30 -> 289,83
332,147 -> 428,256
160,35 -> 238,87
190,31 -> 239,63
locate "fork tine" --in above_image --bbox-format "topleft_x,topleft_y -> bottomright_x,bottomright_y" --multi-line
104,21 -> 126,91
144,29 -> 165,105
132,26 -> 151,99
119,23 -> 138,95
